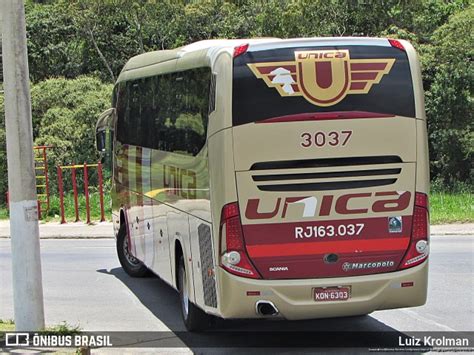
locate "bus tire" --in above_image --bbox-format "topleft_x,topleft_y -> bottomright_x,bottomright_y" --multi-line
178,256 -> 210,331
116,223 -> 149,277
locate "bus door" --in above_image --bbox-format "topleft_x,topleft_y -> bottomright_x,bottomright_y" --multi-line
150,204 -> 172,284
121,144 -> 145,261
141,147 -> 155,268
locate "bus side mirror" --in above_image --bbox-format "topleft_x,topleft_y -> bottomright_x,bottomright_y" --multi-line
96,129 -> 106,153
95,108 -> 116,169
95,108 -> 115,152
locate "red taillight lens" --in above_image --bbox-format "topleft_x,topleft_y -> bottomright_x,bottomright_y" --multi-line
415,192 -> 429,209
399,192 -> 429,269
389,39 -> 405,51
233,43 -> 249,58
220,202 -> 261,279
225,216 -> 244,250
221,202 -> 239,221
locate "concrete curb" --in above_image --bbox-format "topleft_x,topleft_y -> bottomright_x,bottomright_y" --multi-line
430,223 -> 473,236
0,220 -> 114,239
0,236 -> 114,239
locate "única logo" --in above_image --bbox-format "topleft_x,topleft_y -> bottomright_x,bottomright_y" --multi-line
248,50 -> 395,107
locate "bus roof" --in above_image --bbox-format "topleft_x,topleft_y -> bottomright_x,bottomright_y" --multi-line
119,38 -> 277,73
117,37 -> 395,83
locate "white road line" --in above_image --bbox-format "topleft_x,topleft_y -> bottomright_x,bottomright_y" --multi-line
401,309 -> 457,331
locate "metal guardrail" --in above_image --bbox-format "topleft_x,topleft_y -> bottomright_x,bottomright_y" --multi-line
57,162 -> 105,224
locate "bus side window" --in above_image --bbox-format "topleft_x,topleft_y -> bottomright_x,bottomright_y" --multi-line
154,69 -> 211,156
208,73 -> 216,115
115,82 -> 128,145
115,68 -> 211,156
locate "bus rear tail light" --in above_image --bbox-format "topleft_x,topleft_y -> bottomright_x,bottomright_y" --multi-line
219,202 -> 261,279
389,39 -> 405,51
233,43 -> 249,58
399,192 -> 429,269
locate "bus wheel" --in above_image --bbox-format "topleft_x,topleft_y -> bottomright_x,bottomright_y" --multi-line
178,256 -> 210,331
116,223 -> 149,277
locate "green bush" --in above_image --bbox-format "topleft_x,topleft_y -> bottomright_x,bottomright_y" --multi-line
32,76 -> 113,194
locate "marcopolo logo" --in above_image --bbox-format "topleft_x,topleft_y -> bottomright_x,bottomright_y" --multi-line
342,261 -> 395,272
247,49 -> 395,107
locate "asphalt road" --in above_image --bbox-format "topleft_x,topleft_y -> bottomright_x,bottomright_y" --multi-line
0,235 -> 473,351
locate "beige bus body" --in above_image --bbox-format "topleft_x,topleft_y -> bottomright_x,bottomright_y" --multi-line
103,38 -> 429,325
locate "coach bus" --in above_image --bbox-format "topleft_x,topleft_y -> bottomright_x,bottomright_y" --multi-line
96,37 -> 430,331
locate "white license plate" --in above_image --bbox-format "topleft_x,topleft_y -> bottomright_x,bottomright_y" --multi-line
314,286 -> 351,302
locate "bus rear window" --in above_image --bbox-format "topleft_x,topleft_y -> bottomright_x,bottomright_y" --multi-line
232,45 -> 415,126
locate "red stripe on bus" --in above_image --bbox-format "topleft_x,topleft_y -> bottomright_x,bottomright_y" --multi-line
257,65 -> 296,74
350,63 -> 387,71
351,72 -> 378,80
246,237 -> 410,258
268,74 -> 298,82
243,216 -> 413,246
350,82 -> 368,90
256,111 -> 394,123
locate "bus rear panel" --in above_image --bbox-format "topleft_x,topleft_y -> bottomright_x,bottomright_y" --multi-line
216,38 -> 428,319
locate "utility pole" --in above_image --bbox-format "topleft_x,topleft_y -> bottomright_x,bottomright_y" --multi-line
1,0 -> 45,331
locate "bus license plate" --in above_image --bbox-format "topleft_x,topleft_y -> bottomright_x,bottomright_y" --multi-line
314,287 -> 351,302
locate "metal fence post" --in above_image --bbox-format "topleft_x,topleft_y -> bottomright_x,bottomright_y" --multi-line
57,166 -> 66,224
83,163 -> 91,224
98,161 -> 105,222
71,167 -> 79,222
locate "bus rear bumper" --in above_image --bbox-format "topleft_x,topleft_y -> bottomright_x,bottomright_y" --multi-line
217,261 -> 428,320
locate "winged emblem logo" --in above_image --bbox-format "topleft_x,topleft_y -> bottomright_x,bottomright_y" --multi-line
247,50 -> 395,107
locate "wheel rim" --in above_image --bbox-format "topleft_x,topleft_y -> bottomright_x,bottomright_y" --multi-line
181,265 -> 189,318
123,236 -> 140,266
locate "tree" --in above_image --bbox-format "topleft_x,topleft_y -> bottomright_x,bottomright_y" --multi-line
67,0 -> 137,82
25,1 -> 83,81
31,76 -> 113,192
424,5 -> 473,188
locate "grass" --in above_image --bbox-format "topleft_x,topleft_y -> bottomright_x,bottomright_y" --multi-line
0,319 -> 80,334
0,192 -> 112,223
0,319 -> 15,331
41,321 -> 81,335
43,192 -> 112,223
0,208 -> 9,220
430,192 -> 473,224
0,320 -> 82,354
